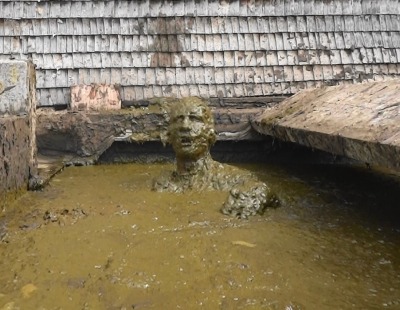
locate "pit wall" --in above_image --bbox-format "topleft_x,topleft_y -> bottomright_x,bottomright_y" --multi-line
1,0 -> 400,106
0,60 -> 37,206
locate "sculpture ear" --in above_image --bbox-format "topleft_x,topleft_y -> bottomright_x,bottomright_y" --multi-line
160,129 -> 170,146
208,128 -> 217,145
158,99 -> 173,146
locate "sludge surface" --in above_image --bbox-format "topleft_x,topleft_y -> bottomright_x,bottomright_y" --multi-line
1,162 -> 400,309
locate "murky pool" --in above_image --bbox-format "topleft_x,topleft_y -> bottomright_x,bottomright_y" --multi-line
1,161 -> 399,309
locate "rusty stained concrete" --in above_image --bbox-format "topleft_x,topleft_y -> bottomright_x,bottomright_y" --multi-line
0,117 -> 35,200
252,79 -> 400,171
70,84 -> 121,111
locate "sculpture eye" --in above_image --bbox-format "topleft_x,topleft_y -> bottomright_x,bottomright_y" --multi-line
173,115 -> 185,122
189,114 -> 203,122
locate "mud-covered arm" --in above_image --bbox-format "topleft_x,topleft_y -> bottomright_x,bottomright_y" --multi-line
221,182 -> 279,219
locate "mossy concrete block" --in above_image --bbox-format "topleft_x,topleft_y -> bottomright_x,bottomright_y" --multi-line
0,60 -> 36,115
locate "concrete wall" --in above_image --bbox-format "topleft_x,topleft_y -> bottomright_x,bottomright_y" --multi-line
0,60 -> 37,204
1,0 -> 400,106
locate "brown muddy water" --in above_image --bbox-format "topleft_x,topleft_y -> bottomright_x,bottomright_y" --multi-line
1,161 -> 400,309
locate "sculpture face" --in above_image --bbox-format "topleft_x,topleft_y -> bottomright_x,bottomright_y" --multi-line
154,97 -> 278,219
168,97 -> 215,160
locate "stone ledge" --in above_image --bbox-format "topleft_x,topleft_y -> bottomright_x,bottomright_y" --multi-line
36,105 -> 267,165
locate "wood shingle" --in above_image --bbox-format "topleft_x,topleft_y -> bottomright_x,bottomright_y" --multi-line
1,0 -> 400,105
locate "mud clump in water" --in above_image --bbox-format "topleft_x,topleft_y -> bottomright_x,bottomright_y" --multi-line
152,96 -> 279,218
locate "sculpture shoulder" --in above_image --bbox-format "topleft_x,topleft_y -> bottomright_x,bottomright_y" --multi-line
211,163 -> 258,190
152,171 -> 181,193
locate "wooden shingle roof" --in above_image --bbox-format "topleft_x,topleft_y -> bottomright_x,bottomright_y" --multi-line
1,0 -> 400,106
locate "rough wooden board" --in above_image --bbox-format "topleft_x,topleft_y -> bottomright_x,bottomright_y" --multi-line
252,80 -> 400,171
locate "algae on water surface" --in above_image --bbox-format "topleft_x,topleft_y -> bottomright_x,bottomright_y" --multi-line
0,162 -> 400,309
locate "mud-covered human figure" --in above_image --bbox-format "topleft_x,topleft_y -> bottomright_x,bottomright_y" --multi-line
152,97 -> 279,218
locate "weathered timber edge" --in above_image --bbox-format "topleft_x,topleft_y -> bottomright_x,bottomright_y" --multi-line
252,80 -> 400,171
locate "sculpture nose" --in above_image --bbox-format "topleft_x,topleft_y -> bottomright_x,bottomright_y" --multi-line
181,116 -> 190,128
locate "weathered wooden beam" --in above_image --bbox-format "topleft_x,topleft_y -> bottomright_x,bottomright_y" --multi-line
252,80 -> 400,171
122,96 -> 288,109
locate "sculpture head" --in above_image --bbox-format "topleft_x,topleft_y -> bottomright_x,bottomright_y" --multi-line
167,97 -> 216,161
